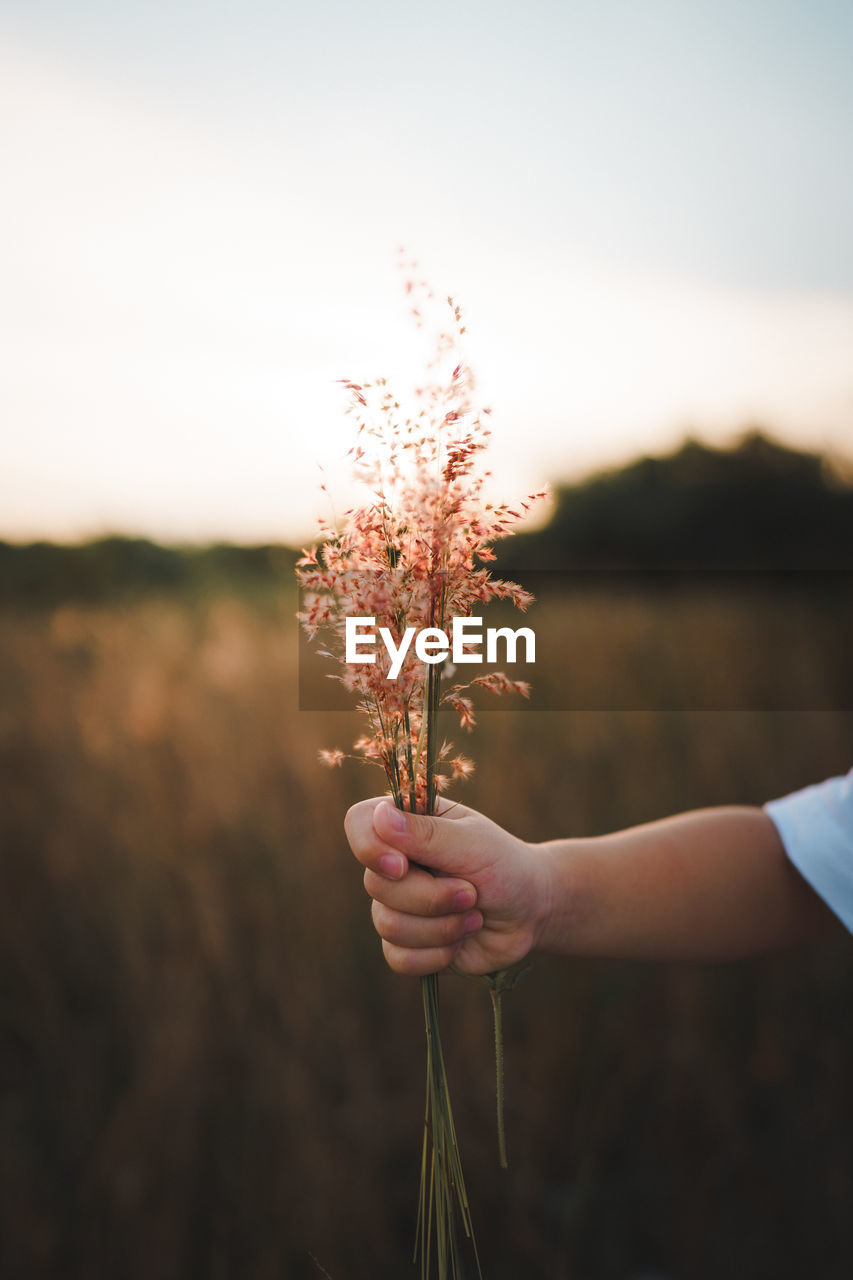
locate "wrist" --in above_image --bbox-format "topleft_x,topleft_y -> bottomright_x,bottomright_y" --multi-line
529,837 -> 597,956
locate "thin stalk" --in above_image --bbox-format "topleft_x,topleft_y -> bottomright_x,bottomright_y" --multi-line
414,575 -> 481,1279
489,987 -> 508,1170
403,705 -> 417,813
416,973 -> 481,1280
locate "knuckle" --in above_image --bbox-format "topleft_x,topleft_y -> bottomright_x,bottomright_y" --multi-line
432,882 -> 460,916
343,808 -> 366,860
364,868 -> 398,908
370,898 -> 386,936
343,803 -> 359,843
344,799 -> 374,851
384,940 -> 456,977
375,905 -> 407,946
382,940 -> 412,975
346,806 -> 380,868
372,901 -> 411,949
441,913 -> 464,944
415,816 -> 435,851
432,945 -> 458,974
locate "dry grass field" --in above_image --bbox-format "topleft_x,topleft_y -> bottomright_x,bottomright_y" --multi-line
1,581 -> 851,1279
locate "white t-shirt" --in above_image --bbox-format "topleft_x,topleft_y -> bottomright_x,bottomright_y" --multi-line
764,769 -> 853,935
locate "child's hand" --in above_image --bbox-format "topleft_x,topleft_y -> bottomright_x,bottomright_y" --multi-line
345,798 -> 552,976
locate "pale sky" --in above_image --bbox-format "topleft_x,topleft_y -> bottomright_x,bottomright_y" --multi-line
2,1 -> 852,544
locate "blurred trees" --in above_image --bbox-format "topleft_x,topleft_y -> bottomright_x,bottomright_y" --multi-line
2,432 -> 851,604
0,539 -> 298,606
497,430 -> 853,570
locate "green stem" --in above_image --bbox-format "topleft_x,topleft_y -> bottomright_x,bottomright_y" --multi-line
416,973 -> 481,1280
489,987 -> 507,1170
450,963 -> 531,1170
413,574 -> 482,1279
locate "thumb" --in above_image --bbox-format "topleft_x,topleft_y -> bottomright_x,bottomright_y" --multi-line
373,801 -> 470,876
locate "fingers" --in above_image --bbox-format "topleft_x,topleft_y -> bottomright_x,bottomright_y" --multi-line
363,865 -> 477,916
371,896 -> 481,946
345,797 -> 411,880
345,796 -> 483,976
381,938 -> 474,977
371,800 -> 472,876
345,797 -> 475,885
368,880 -> 482,975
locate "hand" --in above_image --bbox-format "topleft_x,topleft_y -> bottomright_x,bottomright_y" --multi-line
345,797 -> 552,976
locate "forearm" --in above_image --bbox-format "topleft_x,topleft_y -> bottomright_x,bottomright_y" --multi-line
535,806 -> 841,962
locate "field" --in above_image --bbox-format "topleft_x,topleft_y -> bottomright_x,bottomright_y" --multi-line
1,581 -> 852,1280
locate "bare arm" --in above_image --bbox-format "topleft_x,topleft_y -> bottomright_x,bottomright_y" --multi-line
537,806 -> 841,962
345,798 -> 843,976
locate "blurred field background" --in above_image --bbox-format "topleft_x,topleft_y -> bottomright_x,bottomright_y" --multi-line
2,435 -> 853,1280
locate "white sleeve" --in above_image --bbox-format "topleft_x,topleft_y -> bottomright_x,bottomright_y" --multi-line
764,769 -> 853,935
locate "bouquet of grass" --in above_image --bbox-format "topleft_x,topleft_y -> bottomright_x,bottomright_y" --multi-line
297,271 -> 543,1279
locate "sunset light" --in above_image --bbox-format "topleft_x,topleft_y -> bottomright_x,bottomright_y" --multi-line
2,1 -> 852,544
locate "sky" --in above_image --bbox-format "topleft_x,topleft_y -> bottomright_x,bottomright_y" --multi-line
2,0 -> 852,544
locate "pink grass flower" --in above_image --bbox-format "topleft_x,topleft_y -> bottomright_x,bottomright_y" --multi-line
298,270 -> 545,1278
297,278 -> 543,799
